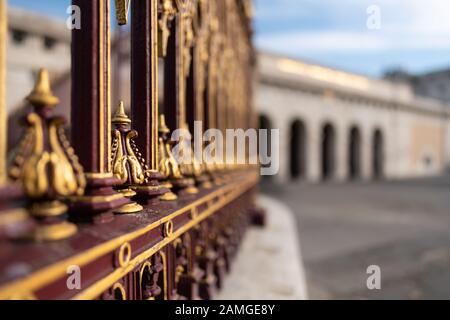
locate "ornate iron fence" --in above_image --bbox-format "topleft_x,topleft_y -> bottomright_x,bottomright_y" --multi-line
0,0 -> 262,300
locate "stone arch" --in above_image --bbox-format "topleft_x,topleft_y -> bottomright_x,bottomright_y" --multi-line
290,119 -> 307,180
348,125 -> 362,180
372,129 -> 384,179
321,122 -> 336,181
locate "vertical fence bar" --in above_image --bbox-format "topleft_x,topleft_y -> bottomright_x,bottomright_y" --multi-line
0,0 -> 6,186
185,46 -> 196,134
128,0 -> 168,201
71,0 -> 128,218
186,4 -> 204,133
72,0 -> 106,175
164,12 -> 184,131
131,0 -> 158,171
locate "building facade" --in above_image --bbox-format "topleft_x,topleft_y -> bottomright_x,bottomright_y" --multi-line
6,7 -> 70,113
258,52 -> 450,183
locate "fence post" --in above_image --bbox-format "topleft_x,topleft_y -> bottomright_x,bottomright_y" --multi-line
0,0 -> 6,186
70,0 -> 129,221
128,0 -> 169,204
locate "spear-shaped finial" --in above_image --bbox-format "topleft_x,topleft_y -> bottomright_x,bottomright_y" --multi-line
159,114 -> 170,134
112,101 -> 131,125
26,68 -> 59,108
10,68 -> 86,241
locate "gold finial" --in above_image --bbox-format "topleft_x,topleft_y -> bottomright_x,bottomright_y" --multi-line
26,68 -> 60,107
10,69 -> 85,241
163,0 -> 174,11
112,101 -> 131,125
159,114 -> 170,134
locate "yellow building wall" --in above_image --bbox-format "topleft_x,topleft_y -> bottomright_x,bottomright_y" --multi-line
410,123 -> 444,172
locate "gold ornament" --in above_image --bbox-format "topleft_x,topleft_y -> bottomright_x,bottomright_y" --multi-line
111,101 -> 144,214
9,69 -> 85,241
177,123 -> 201,194
158,0 -> 177,57
158,115 -> 198,200
115,0 -> 131,25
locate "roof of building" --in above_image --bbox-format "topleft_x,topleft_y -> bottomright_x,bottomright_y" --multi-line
258,51 -> 450,115
8,6 -> 70,42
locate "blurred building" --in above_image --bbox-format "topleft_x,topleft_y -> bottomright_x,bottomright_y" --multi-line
386,68 -> 450,104
6,7 -> 450,183
259,53 -> 450,183
6,7 -> 70,113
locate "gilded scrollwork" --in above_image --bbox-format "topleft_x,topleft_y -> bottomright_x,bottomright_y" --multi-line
158,114 -> 185,200
158,114 -> 183,181
111,282 -> 127,300
111,102 -> 146,186
140,259 -> 164,300
158,115 -> 198,196
182,5 -> 195,77
158,0 -> 177,57
172,237 -> 189,299
195,221 -> 218,299
111,101 -> 144,214
10,111 -> 85,199
8,69 -> 85,241
177,123 -> 201,179
114,0 -> 131,25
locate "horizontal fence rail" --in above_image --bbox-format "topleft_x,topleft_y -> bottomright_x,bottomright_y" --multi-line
0,0 -> 263,300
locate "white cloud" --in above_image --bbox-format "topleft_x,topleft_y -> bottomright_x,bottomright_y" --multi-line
256,0 -> 450,54
257,31 -> 387,54
256,29 -> 450,55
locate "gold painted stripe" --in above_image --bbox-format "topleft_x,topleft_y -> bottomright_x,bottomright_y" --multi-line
0,173 -> 258,298
106,0 -> 111,173
0,0 -> 6,185
151,0 -> 158,170
99,0 -> 105,173
69,192 -> 124,204
84,172 -> 113,179
178,15 -> 186,126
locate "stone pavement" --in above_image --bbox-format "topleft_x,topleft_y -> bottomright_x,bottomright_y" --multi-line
216,195 -> 308,300
261,176 -> 450,299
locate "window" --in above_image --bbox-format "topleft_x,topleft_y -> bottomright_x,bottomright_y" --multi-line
11,29 -> 27,44
43,36 -> 57,50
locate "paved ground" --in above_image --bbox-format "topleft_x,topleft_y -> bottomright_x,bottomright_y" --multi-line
217,196 -> 308,300
261,176 -> 450,300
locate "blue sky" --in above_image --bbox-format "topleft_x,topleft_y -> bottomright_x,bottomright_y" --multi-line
254,0 -> 450,77
9,0 -> 450,77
